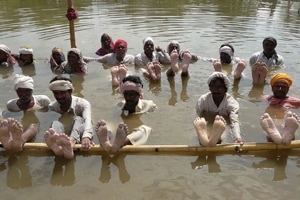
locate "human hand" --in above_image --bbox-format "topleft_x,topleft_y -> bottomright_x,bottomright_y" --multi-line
81,137 -> 94,150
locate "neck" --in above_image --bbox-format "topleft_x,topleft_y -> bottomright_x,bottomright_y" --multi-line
17,97 -> 34,110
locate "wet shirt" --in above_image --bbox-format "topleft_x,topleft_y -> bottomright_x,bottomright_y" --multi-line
49,95 -> 93,139
134,51 -> 170,67
195,92 -> 241,141
94,52 -> 135,66
7,95 -> 51,112
249,51 -> 284,67
262,95 -> 300,109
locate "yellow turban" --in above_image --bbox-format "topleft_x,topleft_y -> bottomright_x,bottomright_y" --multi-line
270,73 -> 292,87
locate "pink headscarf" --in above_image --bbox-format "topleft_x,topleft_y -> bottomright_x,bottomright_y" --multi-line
120,81 -> 144,99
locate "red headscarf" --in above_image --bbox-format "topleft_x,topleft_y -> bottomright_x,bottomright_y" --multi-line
114,39 -> 127,51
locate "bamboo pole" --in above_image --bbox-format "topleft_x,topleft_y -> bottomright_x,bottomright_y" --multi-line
67,0 -> 76,48
17,140 -> 300,154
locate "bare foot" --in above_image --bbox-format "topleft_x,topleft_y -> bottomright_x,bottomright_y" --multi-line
0,119 -> 13,150
58,133 -> 74,159
153,61 -> 162,81
233,61 -> 246,80
257,64 -> 267,84
260,113 -> 282,144
208,115 -> 226,147
166,50 -> 179,77
252,63 -> 260,85
282,112 -> 299,145
181,52 -> 191,77
146,62 -> 157,80
193,117 -> 209,146
111,66 -> 120,87
119,64 -> 127,84
96,120 -> 112,152
8,118 -> 24,152
44,128 -> 63,156
111,123 -> 129,152
213,60 -> 222,72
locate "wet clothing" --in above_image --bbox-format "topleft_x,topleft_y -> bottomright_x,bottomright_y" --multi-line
249,51 -> 284,67
134,51 -> 170,67
195,92 -> 241,141
262,95 -> 300,109
49,95 -> 93,141
7,95 -> 51,112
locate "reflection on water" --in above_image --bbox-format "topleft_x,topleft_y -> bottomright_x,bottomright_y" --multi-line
1,0 -> 300,199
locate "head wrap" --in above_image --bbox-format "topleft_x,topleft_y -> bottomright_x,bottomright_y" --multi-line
219,45 -> 234,58
52,47 -> 64,54
263,37 -> 277,47
49,80 -> 74,91
0,44 -> 11,55
0,44 -> 17,65
114,39 -> 128,51
19,45 -> 33,55
207,72 -> 230,89
270,73 -> 292,87
14,74 -> 34,90
120,81 -> 144,99
167,40 -> 180,54
68,48 -> 85,64
143,37 -> 154,46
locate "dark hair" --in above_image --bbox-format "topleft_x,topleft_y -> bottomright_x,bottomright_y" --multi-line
50,75 -> 72,84
209,77 -> 227,93
219,43 -> 234,53
122,75 -> 143,88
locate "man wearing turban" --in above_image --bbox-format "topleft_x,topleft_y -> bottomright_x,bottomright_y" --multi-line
212,43 -> 246,80
12,45 -> 35,67
44,76 -> 94,159
95,75 -> 156,152
165,40 -> 199,77
249,36 -> 284,85
194,72 -> 243,147
260,73 -> 300,145
0,74 -> 51,152
134,37 -> 169,81
86,38 -> 135,87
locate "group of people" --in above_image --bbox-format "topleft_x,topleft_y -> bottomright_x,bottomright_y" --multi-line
0,34 -> 299,159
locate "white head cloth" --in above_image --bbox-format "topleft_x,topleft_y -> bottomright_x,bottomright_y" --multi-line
0,44 -> 11,55
19,46 -> 33,55
207,72 -> 230,89
143,37 -> 154,46
120,81 -> 144,99
14,74 -> 34,90
219,46 -> 233,58
49,80 -> 74,91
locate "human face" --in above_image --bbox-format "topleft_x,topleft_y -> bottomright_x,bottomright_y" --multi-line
272,80 -> 289,99
101,35 -> 111,49
115,44 -> 127,58
68,52 -> 80,66
220,52 -> 232,64
209,79 -> 226,100
263,41 -> 276,55
123,90 -> 139,106
16,88 -> 33,102
52,52 -> 63,63
0,50 -> 8,62
20,54 -> 32,64
144,41 -> 154,54
168,44 -> 179,54
52,90 -> 72,105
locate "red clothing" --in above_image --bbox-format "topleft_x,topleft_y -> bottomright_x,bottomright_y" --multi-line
262,95 -> 300,109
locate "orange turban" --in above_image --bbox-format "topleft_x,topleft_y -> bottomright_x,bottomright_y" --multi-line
270,73 -> 292,87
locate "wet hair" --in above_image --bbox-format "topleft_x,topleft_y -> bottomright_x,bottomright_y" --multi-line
122,75 -> 143,88
219,43 -> 234,53
50,75 -> 72,84
209,77 -> 228,93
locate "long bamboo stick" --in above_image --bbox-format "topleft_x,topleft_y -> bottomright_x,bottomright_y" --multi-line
67,0 -> 76,48
17,140 -> 300,153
